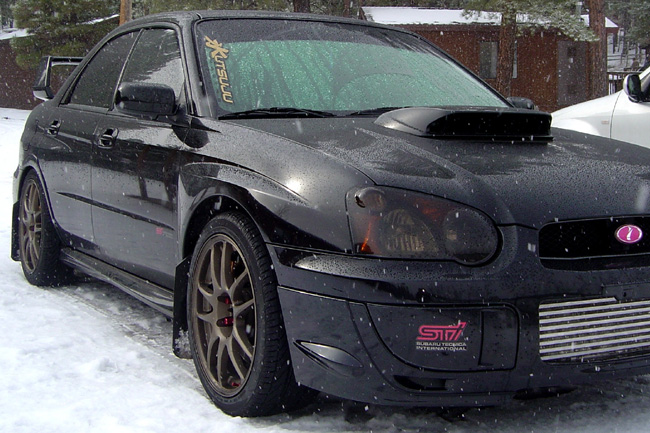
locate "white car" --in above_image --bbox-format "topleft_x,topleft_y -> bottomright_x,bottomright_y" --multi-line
552,68 -> 650,147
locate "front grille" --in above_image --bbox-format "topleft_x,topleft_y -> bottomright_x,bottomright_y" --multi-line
539,217 -> 650,259
539,298 -> 650,362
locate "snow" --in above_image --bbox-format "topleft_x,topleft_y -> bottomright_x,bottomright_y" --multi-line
362,7 -> 618,29
362,8 -> 502,26
3,107 -> 650,432
0,28 -> 28,41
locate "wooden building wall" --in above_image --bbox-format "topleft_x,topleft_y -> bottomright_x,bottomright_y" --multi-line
403,24 -> 582,113
0,40 -> 39,110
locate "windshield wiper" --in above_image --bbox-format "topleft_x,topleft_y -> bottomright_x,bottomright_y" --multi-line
220,107 -> 336,119
346,106 -> 408,116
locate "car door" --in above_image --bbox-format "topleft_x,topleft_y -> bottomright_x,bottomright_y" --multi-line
37,32 -> 137,250
610,70 -> 650,147
91,27 -> 186,288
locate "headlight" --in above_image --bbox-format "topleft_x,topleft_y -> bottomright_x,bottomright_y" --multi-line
347,187 -> 499,264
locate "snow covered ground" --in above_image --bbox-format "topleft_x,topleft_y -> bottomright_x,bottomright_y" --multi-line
3,107 -> 650,432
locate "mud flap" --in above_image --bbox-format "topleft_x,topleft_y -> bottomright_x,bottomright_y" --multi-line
172,256 -> 192,358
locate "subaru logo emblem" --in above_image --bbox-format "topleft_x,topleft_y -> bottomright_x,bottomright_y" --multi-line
615,225 -> 644,244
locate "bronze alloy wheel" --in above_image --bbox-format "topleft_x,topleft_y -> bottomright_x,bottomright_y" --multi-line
187,212 -> 314,416
190,233 -> 256,396
17,172 -> 73,286
19,177 -> 43,274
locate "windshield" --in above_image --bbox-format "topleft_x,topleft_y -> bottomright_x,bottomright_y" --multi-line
195,19 -> 508,117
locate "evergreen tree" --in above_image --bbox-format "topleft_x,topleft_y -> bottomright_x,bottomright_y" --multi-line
626,0 -> 650,49
11,0 -> 119,69
138,0 -> 290,15
1,0 -> 16,28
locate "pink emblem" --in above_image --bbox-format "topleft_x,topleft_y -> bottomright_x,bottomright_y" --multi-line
417,322 -> 467,342
615,225 -> 643,245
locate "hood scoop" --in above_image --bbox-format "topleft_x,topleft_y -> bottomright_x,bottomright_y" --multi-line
375,107 -> 552,142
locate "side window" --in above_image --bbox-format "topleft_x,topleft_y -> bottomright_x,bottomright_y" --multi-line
68,32 -> 137,108
641,72 -> 650,99
119,28 -> 184,105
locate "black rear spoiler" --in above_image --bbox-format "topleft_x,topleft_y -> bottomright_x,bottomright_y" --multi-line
33,56 -> 83,101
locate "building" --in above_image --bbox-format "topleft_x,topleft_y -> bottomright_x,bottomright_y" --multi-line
362,7 -> 619,112
0,28 -> 38,110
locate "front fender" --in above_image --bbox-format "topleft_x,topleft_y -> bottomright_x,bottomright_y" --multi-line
551,119 -> 607,139
178,161 -> 355,257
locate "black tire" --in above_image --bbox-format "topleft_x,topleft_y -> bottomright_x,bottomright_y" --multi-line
18,171 -> 73,286
187,212 -> 314,417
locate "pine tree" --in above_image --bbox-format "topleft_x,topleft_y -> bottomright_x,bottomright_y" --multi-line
139,0 -> 290,14
11,0 -> 119,69
626,0 -> 650,49
1,0 -> 16,28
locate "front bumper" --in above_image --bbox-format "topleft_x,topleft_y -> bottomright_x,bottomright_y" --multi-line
271,225 -> 650,406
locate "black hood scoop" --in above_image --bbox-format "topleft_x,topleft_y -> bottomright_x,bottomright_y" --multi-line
374,107 -> 552,142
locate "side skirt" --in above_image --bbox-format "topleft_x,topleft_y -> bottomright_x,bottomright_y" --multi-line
59,248 -> 174,317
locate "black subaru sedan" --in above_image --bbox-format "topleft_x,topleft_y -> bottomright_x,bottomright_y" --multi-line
12,10 -> 650,417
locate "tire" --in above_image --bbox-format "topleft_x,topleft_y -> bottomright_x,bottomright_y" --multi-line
18,171 -> 73,286
187,212 -> 314,417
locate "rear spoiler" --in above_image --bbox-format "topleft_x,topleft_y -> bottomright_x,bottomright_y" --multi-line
33,56 -> 83,101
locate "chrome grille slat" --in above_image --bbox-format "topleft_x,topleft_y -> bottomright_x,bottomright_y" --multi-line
541,319 -> 650,342
539,298 -> 650,362
539,297 -> 619,309
541,341 -> 650,361
540,305 -> 650,324
540,314 -> 650,332
539,303 -> 650,317
541,332 -> 650,351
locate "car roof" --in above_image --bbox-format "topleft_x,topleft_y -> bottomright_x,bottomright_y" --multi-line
116,9 -> 408,35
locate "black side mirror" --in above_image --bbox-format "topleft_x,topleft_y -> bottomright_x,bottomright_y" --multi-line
507,97 -> 537,110
115,82 -> 177,116
624,74 -> 644,103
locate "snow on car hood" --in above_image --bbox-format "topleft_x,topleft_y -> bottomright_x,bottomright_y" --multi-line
224,116 -> 650,229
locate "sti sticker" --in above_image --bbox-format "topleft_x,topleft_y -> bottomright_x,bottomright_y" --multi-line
416,321 -> 468,352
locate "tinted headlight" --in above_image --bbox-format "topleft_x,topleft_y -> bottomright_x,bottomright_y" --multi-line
347,187 -> 499,264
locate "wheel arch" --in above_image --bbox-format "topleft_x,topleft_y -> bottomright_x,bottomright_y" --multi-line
11,163 -> 52,261
181,193 -> 257,260
172,188 -> 269,358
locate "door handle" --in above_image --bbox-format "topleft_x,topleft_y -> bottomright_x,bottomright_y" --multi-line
47,120 -> 61,136
98,128 -> 118,148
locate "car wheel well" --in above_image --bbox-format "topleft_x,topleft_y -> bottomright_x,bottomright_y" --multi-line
17,166 -> 37,193
17,170 -> 74,286
174,196 -> 260,359
13,167 -> 44,261
182,195 -> 253,262
17,166 -> 51,214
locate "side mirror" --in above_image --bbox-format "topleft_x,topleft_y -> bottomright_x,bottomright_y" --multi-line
624,74 -> 643,103
507,97 -> 537,110
115,82 -> 177,116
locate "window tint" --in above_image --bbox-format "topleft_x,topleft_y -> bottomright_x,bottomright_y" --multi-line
68,32 -> 137,108
120,29 -> 184,103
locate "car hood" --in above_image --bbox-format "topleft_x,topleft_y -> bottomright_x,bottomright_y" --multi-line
224,114 -> 650,229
